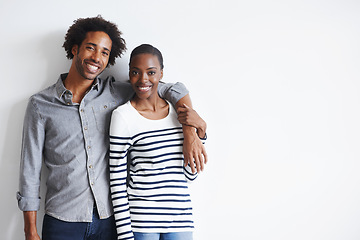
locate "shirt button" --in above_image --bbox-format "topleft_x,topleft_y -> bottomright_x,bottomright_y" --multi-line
84,127 -> 88,130
104,105 -> 107,109
88,146 -> 91,149
89,165 -> 93,169
80,109 -> 84,112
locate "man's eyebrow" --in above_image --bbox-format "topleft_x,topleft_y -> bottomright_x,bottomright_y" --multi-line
85,42 -> 110,52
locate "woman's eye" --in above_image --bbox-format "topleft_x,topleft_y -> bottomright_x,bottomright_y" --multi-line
131,71 -> 138,75
148,71 -> 156,75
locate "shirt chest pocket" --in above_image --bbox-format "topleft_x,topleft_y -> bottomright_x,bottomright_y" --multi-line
91,101 -> 118,133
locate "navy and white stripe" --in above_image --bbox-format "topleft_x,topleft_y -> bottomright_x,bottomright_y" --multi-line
109,101 -> 204,239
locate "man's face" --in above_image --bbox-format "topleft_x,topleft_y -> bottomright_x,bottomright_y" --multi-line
72,31 -> 112,80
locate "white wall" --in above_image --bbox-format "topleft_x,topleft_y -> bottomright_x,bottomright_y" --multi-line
1,0 -> 360,239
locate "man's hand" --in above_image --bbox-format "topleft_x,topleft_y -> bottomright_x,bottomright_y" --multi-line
182,126 -> 208,173
177,103 -> 207,138
24,211 -> 41,240
25,232 -> 41,240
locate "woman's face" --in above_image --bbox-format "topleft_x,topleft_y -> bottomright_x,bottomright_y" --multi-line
129,53 -> 163,100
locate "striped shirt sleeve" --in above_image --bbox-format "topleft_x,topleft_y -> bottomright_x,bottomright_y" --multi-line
109,110 -> 134,240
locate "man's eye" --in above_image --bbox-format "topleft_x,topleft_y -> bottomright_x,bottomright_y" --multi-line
102,51 -> 109,56
86,46 -> 95,51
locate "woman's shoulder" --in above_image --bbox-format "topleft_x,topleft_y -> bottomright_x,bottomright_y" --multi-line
110,102 -> 133,135
113,101 -> 132,114
111,101 -> 136,126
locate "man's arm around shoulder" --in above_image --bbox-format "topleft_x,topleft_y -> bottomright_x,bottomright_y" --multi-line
176,94 -> 208,174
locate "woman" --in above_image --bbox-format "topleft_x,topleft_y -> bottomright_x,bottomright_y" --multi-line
109,44 -> 206,240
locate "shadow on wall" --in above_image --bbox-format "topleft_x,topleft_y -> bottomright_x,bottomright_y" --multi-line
101,56 -> 130,82
1,99 -> 28,240
0,31 -> 69,239
40,30 -> 72,89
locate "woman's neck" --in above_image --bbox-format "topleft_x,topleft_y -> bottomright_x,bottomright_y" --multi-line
131,94 -> 169,120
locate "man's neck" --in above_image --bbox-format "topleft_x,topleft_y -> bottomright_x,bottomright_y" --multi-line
63,69 -> 95,104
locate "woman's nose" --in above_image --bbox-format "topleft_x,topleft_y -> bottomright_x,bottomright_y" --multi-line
140,73 -> 149,82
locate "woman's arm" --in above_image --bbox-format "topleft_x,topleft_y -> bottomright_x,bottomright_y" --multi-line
109,110 -> 134,240
158,82 -> 208,173
175,94 -> 208,174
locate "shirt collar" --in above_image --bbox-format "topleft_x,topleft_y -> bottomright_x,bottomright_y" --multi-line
55,73 -> 69,99
56,73 -> 100,99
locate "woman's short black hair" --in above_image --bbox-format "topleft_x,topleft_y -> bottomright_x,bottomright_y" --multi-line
129,44 -> 164,70
62,15 -> 126,67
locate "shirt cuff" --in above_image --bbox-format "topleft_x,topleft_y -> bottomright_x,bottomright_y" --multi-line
17,192 -> 41,211
160,82 -> 189,105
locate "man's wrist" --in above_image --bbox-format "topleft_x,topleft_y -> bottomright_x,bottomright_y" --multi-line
23,211 -> 38,236
196,120 -> 207,139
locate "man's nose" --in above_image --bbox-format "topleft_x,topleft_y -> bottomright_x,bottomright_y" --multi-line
90,50 -> 101,62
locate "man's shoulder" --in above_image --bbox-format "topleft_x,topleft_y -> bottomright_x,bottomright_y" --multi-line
98,75 -> 114,84
99,75 -> 133,104
28,82 -> 57,103
98,75 -> 130,88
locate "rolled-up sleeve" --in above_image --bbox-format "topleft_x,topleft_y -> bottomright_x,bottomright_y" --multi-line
17,97 -> 44,211
158,82 -> 189,106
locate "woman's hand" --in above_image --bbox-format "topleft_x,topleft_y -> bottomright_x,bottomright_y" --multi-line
182,126 -> 208,173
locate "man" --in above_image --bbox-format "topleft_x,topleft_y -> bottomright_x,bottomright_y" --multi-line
17,16 -> 207,240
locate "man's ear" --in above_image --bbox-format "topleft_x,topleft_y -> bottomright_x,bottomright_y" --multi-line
72,45 -> 78,56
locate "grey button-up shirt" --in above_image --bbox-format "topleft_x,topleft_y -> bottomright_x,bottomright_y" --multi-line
17,73 -> 188,222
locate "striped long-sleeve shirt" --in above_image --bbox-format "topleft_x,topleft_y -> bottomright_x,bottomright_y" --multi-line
109,101 -> 205,240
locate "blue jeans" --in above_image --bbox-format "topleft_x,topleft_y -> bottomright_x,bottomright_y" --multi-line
42,208 -> 117,240
133,232 -> 193,240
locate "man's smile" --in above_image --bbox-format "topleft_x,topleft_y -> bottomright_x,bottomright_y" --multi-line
84,60 -> 101,74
